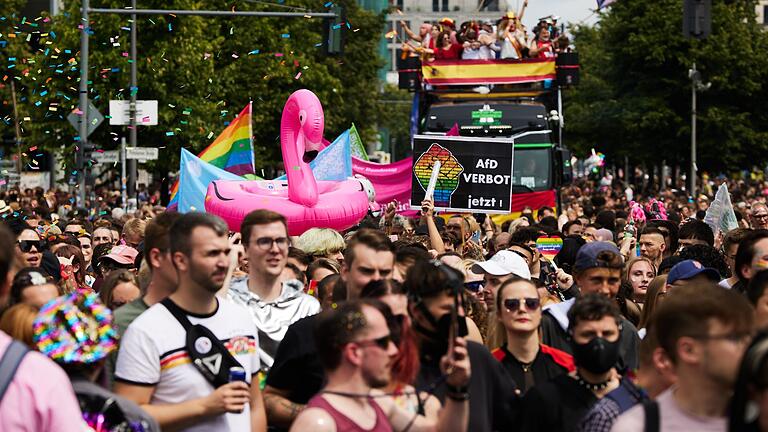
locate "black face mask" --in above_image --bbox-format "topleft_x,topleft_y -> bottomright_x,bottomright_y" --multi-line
413,307 -> 468,357
571,336 -> 621,374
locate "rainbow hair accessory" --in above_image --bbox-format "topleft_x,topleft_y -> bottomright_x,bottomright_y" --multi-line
33,289 -> 118,364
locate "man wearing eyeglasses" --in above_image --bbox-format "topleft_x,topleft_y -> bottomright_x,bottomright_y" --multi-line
751,203 -> 768,230
291,300 -> 471,432
612,284 -> 753,432
228,210 -> 320,376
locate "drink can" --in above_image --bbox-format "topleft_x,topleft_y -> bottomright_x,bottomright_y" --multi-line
229,366 -> 247,383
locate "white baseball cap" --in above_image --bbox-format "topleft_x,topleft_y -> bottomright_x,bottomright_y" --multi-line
472,250 -> 531,280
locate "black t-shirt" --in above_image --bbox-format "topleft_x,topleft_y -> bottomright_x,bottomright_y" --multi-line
491,344 -> 574,394
265,314 -> 323,404
415,341 -> 519,432
519,373 -> 598,432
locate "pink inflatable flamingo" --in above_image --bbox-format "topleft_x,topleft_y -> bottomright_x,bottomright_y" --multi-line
205,89 -> 372,235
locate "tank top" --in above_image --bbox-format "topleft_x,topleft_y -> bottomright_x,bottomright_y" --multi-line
306,393 -> 393,432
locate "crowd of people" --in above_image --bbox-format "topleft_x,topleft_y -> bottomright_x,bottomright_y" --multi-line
397,1 -> 570,62
3,173 -> 768,431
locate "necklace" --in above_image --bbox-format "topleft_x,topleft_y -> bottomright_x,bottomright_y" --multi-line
575,372 -> 611,392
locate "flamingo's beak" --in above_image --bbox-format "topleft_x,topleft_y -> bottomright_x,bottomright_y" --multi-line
302,136 -> 322,164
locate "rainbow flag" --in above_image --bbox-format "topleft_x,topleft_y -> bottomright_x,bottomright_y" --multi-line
169,103 -> 254,207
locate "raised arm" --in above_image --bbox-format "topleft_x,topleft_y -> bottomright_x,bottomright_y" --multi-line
401,21 -> 421,41
382,337 -> 471,432
517,0 -> 529,23
421,199 -> 446,254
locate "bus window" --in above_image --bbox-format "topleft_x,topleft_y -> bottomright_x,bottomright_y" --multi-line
512,148 -> 551,191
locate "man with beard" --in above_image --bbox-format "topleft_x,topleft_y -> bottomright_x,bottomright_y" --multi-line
407,259 -> 519,431
114,213 -> 267,432
612,284 -> 753,431
290,300 -> 471,432
638,228 -> 666,270
264,229 -> 395,429
520,294 -> 626,432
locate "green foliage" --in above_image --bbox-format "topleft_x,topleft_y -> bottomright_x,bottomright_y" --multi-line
1,0 -> 384,175
377,83 -> 411,160
565,0 -> 768,173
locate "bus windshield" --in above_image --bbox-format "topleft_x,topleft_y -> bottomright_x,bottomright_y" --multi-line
513,147 -> 551,191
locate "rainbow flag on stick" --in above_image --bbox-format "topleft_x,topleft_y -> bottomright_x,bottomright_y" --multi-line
169,103 -> 255,208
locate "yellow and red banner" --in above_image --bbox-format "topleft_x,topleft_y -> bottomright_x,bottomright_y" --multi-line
421,58 -> 556,86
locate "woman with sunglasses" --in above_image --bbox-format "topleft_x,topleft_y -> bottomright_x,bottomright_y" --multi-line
491,278 -> 574,395
16,227 -> 44,268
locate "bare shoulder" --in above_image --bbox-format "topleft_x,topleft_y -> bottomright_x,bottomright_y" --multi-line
289,407 -> 337,432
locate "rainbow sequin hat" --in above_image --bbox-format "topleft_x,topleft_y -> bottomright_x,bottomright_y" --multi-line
34,289 -> 118,364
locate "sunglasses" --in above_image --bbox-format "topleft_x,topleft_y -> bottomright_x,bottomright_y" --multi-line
356,334 -> 393,350
503,297 -> 541,311
464,281 -> 483,292
18,240 -> 45,252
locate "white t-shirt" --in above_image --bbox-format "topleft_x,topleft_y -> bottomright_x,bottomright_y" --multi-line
115,298 -> 259,432
611,387 -> 727,432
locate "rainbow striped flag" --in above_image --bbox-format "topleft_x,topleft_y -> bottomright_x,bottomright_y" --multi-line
169,103 -> 254,207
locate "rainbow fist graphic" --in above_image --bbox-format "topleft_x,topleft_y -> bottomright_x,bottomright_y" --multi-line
414,143 -> 464,208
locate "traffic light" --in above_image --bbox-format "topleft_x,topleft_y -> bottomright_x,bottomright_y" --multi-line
324,5 -> 344,56
683,0 -> 711,39
76,142 -> 97,170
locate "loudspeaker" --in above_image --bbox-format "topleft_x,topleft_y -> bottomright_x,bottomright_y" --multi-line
556,52 -> 579,87
397,52 -> 421,91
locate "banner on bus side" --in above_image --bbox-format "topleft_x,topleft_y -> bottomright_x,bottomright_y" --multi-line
410,135 -> 514,214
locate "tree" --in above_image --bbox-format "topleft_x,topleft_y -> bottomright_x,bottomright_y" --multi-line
1,0 -> 384,180
565,0 -> 768,175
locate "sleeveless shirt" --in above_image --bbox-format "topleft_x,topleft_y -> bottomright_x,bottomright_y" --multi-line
306,394 -> 393,432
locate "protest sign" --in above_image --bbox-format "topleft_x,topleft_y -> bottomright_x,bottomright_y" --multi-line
410,135 -> 514,213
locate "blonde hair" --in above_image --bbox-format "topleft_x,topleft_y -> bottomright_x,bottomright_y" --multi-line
507,217 -> 529,235
295,228 -> 345,258
122,218 -> 147,240
623,256 -> 657,282
0,303 -> 38,348
488,278 -> 539,350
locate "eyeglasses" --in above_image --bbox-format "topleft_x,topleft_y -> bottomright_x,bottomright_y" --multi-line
464,281 -> 483,292
17,240 -> 44,252
691,331 -> 752,345
503,297 -> 541,311
356,334 -> 394,350
253,237 -> 289,250
753,214 -> 768,220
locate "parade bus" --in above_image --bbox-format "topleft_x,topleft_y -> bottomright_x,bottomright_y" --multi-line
399,55 -> 578,220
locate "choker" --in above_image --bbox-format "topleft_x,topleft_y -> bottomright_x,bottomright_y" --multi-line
575,372 -> 611,392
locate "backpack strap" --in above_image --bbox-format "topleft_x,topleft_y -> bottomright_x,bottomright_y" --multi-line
160,298 -> 245,388
642,400 -> 660,432
0,340 -> 30,404
160,298 -> 194,330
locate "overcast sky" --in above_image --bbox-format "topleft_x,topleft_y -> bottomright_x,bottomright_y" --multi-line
510,0 -> 599,28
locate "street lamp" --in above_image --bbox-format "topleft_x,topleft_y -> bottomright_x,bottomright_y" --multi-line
688,62 -> 711,197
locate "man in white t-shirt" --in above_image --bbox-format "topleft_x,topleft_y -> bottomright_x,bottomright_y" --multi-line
115,213 -> 267,432
612,284 -> 753,432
